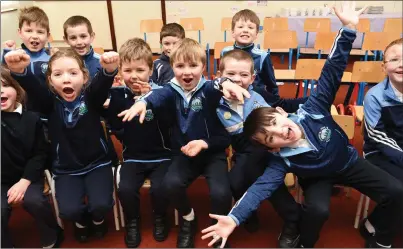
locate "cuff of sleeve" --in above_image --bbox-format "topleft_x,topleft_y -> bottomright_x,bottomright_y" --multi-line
11,68 -> 28,77
103,68 -> 118,77
342,26 -> 357,34
228,214 -> 240,226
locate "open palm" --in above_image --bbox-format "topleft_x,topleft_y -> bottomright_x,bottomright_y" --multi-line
201,214 -> 237,248
333,1 -> 367,26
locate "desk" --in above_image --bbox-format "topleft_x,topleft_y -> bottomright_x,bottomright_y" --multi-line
286,14 -> 402,48
275,69 -> 352,82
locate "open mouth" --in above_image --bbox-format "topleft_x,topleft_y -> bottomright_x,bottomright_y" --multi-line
183,78 -> 193,84
240,35 -> 250,39
286,128 -> 292,139
62,87 -> 74,95
1,97 -> 8,104
395,71 -> 403,75
30,41 -> 40,47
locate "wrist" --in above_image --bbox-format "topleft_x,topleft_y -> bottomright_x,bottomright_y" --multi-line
344,23 -> 356,31
199,140 -> 209,149
19,178 -> 31,186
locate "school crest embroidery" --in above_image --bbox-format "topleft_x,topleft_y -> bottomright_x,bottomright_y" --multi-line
41,63 -> 48,74
145,109 -> 154,121
78,102 -> 88,115
191,97 -> 203,112
253,100 -> 263,110
318,126 -> 331,142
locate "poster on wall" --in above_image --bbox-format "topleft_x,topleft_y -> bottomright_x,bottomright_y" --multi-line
257,0 -> 268,7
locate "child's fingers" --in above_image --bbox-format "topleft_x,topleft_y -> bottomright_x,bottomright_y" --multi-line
209,213 -> 223,220
222,88 -> 231,99
235,91 -> 244,104
208,236 -> 220,247
357,5 -> 367,15
201,231 -> 216,240
201,224 -> 217,234
7,193 -> 16,204
138,109 -> 146,124
220,238 -> 228,248
117,110 -> 128,118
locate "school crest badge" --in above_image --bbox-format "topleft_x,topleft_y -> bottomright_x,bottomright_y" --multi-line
191,97 -> 203,112
78,102 -> 88,115
145,109 -> 154,121
41,63 -> 48,74
318,126 -> 331,142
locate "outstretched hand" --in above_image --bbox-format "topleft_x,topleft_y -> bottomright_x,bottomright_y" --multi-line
333,1 -> 367,27
201,214 -> 237,248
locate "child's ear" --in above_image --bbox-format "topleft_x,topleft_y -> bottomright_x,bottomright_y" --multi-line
251,74 -> 256,82
216,71 -> 222,78
275,106 -> 288,117
90,32 -> 95,43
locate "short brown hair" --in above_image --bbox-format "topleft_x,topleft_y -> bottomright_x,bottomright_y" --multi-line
244,107 -> 280,139
170,38 -> 206,66
19,6 -> 49,33
383,38 -> 403,62
119,38 -> 153,69
1,66 -> 26,106
46,48 -> 89,87
63,15 -> 94,38
219,49 -> 254,74
160,23 -> 185,42
232,9 -> 260,32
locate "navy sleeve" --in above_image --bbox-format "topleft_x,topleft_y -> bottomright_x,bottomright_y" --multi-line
364,93 -> 403,166
260,54 -> 278,96
105,86 -> 130,131
151,61 -> 159,83
23,116 -> 48,183
1,48 -> 12,65
141,86 -> 175,111
302,28 -> 356,115
11,68 -> 53,114
87,68 -> 118,109
228,157 -> 288,225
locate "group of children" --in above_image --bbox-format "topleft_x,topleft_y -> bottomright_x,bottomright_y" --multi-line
1,1 -> 402,248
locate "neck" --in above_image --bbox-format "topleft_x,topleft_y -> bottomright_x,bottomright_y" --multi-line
390,78 -> 403,94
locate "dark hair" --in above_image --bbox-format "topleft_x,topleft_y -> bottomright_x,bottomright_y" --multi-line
243,107 -> 280,139
160,23 -> 185,42
1,66 -> 26,106
119,38 -> 153,69
19,6 -> 49,33
219,49 -> 254,74
384,38 -> 403,62
63,15 -> 93,38
232,9 -> 260,32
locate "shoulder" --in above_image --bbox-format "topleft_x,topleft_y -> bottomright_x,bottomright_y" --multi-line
221,46 -> 234,55
93,52 -> 101,60
252,47 -> 268,60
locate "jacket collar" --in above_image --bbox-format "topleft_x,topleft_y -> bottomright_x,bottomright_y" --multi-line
170,77 -> 207,101
160,53 -> 170,62
382,77 -> 403,103
82,46 -> 95,62
21,43 -> 47,59
234,42 -> 255,53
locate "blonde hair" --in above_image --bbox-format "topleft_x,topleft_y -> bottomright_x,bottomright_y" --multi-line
170,38 -> 206,66
384,38 -> 403,62
119,38 -> 153,69
46,48 -> 89,87
19,6 -> 50,33
1,66 -> 26,106
232,9 -> 260,32
219,49 -> 254,74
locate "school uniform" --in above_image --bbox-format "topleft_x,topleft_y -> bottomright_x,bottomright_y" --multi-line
83,46 -> 102,81
139,77 -> 232,218
221,43 -> 278,96
1,104 -> 60,247
105,84 -> 172,221
151,53 -> 175,85
228,28 -> 403,247
11,67 -> 118,224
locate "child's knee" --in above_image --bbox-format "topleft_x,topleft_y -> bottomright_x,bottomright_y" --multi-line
210,184 -> 232,203
304,202 -> 330,221
163,174 -> 184,194
59,204 -> 85,221
22,192 -> 47,211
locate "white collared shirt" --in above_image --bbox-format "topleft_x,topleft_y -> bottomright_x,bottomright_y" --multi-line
289,138 -> 312,149
171,78 -> 198,103
13,103 -> 22,114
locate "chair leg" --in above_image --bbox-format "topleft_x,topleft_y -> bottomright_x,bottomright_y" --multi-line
175,209 -> 179,226
119,201 -> 125,227
363,196 -> 370,219
45,170 -> 63,229
116,165 -> 125,228
112,168 -> 120,231
354,194 -> 365,229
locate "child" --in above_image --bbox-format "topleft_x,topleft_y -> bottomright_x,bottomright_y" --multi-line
63,15 -> 101,80
201,3 -> 403,248
5,48 -> 120,243
215,49 -> 308,247
1,66 -> 63,248
363,37 -> 403,238
2,6 -> 51,113
104,38 -> 172,248
119,38 -> 250,248
221,9 -> 278,96
151,23 -> 185,85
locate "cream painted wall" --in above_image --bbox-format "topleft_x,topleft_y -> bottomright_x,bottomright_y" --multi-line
34,1 -> 112,49
111,1 -> 162,50
166,1 -> 402,46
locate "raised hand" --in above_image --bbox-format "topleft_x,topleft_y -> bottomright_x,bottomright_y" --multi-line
131,81 -> 152,95
100,51 -> 120,73
181,140 -> 208,157
333,1 -> 367,27
221,79 -> 251,104
201,214 -> 237,248
3,40 -> 16,50
117,101 -> 147,123
4,49 -> 30,74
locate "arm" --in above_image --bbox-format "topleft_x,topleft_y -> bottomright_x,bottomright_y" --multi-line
302,27 -> 356,114
364,93 -> 403,166
260,54 -> 279,96
151,61 -> 159,83
104,86 -> 130,131
229,158 -> 287,225
23,116 -> 49,183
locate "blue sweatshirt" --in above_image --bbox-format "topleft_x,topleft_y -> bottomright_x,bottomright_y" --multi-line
151,53 -> 174,85
228,27 -> 358,225
105,84 -> 172,162
221,43 -> 278,96
363,78 -> 403,166
11,67 -> 117,176
139,77 -> 230,153
83,46 -> 102,80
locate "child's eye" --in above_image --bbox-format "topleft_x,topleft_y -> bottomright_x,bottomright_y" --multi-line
136,69 -> 145,72
71,72 -> 78,75
227,72 -> 234,76
53,73 -> 61,77
241,74 -> 249,77
80,35 -> 88,39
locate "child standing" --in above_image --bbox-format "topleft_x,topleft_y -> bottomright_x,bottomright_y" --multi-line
5,48 -> 120,243
151,23 -> 185,85
63,15 -> 101,80
104,38 -> 172,248
119,38 -> 250,248
221,9 -> 278,96
202,3 -> 403,248
1,66 -> 63,248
